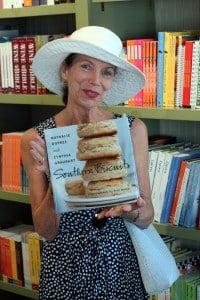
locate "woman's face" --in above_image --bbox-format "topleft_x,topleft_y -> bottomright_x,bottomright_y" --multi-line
61,54 -> 116,108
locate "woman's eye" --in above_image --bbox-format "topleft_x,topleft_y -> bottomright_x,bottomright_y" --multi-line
81,63 -> 91,71
103,69 -> 115,77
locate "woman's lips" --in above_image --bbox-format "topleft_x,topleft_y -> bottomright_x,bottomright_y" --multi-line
83,89 -> 100,99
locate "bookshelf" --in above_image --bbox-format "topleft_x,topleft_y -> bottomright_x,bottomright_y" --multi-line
0,0 -> 200,299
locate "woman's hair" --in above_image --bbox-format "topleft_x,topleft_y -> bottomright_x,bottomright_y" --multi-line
62,53 -> 77,105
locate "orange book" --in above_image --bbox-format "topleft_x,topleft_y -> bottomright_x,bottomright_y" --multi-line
142,40 -> 151,107
23,0 -> 32,6
2,133 -> 10,190
126,39 -> 136,106
0,231 -> 14,283
148,40 -> 158,107
134,38 -> 154,106
13,133 -> 23,192
0,141 -> 2,187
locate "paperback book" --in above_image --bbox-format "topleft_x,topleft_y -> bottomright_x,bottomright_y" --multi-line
44,116 -> 139,213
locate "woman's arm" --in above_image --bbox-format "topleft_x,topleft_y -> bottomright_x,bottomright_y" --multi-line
21,128 -> 60,240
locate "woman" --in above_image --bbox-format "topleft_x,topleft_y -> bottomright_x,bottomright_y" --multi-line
21,26 -> 154,299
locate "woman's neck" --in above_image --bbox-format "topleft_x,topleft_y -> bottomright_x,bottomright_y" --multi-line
55,105 -> 113,127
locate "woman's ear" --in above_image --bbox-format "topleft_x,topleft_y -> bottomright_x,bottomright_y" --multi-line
60,61 -> 68,82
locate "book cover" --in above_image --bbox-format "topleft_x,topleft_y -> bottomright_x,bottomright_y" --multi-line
44,117 -> 139,213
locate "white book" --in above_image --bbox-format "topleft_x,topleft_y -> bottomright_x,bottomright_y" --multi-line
189,40 -> 200,108
151,150 -> 166,221
156,150 -> 179,222
47,0 -> 55,5
148,149 -> 159,191
174,44 -> 185,107
6,41 -> 14,90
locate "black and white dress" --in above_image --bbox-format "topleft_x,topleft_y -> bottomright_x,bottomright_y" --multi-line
35,114 -> 149,300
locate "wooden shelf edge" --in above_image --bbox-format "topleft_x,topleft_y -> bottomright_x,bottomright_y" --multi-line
0,189 -> 30,204
92,0 -> 131,2
0,95 -> 200,120
0,3 -> 75,18
153,222 -> 200,241
0,281 -> 38,299
105,105 -> 200,121
0,94 -> 63,106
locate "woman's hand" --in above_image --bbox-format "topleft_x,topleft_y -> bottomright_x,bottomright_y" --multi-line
96,197 -> 145,220
30,135 -> 50,176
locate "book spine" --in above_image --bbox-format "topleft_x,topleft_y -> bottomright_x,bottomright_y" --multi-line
26,37 -> 37,94
189,40 -> 200,108
182,40 -> 194,108
162,33 -> 176,107
12,38 -> 21,94
21,231 -> 34,289
169,160 -> 187,224
15,238 -> 24,287
174,42 -> 185,107
19,37 -> 29,94
156,32 -> 165,107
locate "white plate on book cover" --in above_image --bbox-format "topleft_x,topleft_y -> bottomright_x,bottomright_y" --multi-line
67,186 -> 138,209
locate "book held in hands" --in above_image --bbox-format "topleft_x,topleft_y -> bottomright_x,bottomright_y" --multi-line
44,116 -> 139,213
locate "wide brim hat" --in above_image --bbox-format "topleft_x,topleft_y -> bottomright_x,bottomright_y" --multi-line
32,26 -> 146,105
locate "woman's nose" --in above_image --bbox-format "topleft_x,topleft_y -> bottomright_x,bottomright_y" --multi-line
89,71 -> 101,85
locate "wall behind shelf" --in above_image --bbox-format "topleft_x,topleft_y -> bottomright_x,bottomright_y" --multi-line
89,0 -> 156,39
0,200 -> 32,228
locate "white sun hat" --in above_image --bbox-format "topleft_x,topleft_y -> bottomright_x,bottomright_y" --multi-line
32,26 -> 146,105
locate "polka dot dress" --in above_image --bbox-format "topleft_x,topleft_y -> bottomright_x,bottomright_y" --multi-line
35,115 -> 149,300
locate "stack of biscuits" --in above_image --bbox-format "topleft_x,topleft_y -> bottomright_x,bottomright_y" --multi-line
72,119 -> 132,199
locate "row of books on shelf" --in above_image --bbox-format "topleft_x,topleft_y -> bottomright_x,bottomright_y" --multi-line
0,223 -> 199,297
1,29 -> 200,109
0,223 -> 43,291
0,0 -> 73,8
0,31 -> 68,95
149,140 -> 200,229
1,132 -> 29,193
125,30 -> 200,109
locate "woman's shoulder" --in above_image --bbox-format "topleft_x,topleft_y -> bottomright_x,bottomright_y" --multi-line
34,116 -> 56,139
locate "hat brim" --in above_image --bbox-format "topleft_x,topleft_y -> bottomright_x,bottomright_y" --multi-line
32,38 -> 146,105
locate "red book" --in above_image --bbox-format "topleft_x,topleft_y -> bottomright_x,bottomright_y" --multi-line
12,37 -> 21,94
182,40 -> 194,107
19,37 -> 28,94
26,37 -> 37,94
